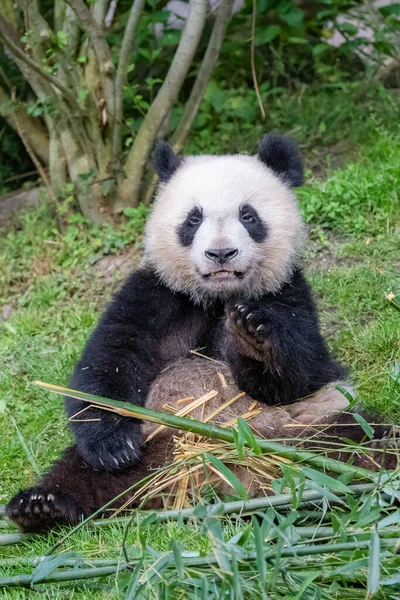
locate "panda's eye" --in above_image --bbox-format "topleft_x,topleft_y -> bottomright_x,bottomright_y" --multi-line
177,207 -> 203,246
240,204 -> 267,243
240,206 -> 258,225
189,215 -> 201,226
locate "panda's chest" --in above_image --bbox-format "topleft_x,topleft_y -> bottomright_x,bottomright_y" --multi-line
158,306 -> 224,366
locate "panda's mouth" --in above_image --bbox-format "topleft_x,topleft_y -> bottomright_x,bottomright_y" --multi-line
204,270 -> 243,280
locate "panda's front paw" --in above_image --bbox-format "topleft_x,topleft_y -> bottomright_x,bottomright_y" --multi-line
226,302 -> 275,361
77,419 -> 143,472
6,487 -> 84,532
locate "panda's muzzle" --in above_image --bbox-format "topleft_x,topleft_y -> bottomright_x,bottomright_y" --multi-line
202,247 -> 243,280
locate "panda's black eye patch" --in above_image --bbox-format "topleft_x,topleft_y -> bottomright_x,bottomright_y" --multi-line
177,207 -> 203,247
239,204 -> 267,243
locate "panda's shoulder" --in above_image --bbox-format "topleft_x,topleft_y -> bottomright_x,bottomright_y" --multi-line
106,264 -> 195,321
271,267 -> 315,307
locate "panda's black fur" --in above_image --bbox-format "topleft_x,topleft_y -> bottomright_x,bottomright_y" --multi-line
6,135 -> 397,532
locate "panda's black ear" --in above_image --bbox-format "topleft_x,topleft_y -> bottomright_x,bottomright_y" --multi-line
153,141 -> 182,183
258,134 -> 303,188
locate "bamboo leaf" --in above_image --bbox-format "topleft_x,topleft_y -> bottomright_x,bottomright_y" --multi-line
252,517 -> 267,588
203,517 -> 232,574
353,413 -> 375,440
380,573 -> 400,585
377,509 -> 400,529
171,541 -> 184,579
302,467 -> 355,495
367,530 -> 381,596
139,553 -> 175,586
335,384 -> 358,405
124,557 -> 145,600
231,553 -> 243,600
232,422 -> 245,462
292,572 -> 319,599
203,453 -> 248,500
31,553 -> 77,584
237,417 -> 262,455
11,417 -> 41,476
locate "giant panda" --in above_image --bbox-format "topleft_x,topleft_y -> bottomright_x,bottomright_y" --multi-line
6,135 -> 398,533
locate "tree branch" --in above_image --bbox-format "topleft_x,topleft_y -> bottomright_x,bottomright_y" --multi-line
54,1 -> 80,59
9,88 -> 57,209
23,0 -> 53,44
0,13 -> 55,107
119,0 -> 208,208
92,0 -> 109,28
0,83 -> 49,165
171,0 -> 235,152
105,0 -> 118,27
63,0 -> 113,72
112,0 -> 146,162
251,0 -> 265,118
142,0 -> 234,206
0,17 -> 81,112
64,0 -> 115,128
2,0 -> 18,28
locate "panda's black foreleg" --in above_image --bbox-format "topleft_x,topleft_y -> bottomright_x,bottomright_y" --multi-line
223,297 -> 345,406
64,269 -> 189,472
66,344 -> 158,472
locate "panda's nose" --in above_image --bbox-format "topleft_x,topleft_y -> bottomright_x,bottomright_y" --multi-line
204,247 -> 238,264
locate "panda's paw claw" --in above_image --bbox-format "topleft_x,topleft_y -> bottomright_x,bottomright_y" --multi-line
229,303 -> 272,342
5,488 -> 83,532
77,422 -> 143,472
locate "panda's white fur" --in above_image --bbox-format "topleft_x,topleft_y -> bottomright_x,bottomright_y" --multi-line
144,154 -> 305,303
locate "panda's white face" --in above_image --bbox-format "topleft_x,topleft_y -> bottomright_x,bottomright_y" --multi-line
144,151 -> 304,303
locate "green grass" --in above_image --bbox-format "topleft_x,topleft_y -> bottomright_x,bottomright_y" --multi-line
0,82 -> 399,597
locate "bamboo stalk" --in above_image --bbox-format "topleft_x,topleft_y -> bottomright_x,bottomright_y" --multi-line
0,539 -> 397,588
0,557 -> 121,567
35,381 -> 378,480
89,483 -> 381,527
0,484 -> 381,549
5,522 -> 400,567
0,533 -> 30,546
0,565 -> 122,587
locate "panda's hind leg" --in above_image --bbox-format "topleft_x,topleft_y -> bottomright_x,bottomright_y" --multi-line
5,445 -> 152,533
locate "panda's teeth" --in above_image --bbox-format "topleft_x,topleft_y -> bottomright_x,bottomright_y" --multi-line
210,271 -> 230,278
205,270 -> 243,280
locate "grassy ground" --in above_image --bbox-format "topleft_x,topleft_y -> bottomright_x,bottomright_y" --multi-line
0,82 -> 399,598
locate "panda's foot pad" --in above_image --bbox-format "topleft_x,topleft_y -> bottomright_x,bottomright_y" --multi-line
227,303 -> 274,360
5,487 -> 83,532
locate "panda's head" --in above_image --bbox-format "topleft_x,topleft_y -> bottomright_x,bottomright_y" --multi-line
144,134 -> 305,303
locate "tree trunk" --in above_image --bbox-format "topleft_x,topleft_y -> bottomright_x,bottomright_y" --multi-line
60,129 -> 108,224
112,0 -> 146,164
49,133 -> 68,191
0,85 -> 50,165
